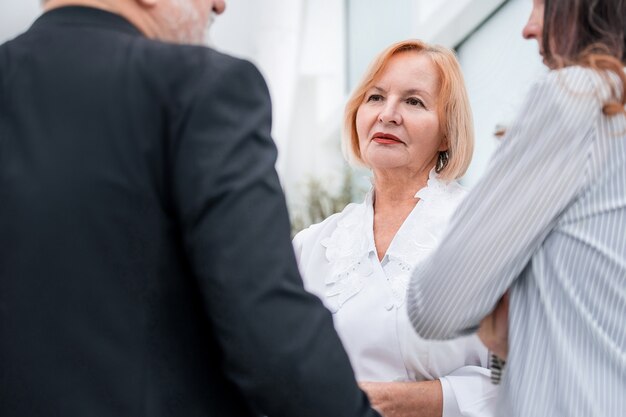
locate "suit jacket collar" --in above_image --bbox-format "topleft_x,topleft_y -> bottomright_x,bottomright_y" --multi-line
31,6 -> 143,37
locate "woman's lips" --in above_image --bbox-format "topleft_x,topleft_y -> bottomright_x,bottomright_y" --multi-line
372,132 -> 404,145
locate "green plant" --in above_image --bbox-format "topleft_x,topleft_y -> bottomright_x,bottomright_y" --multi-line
290,167 -> 366,236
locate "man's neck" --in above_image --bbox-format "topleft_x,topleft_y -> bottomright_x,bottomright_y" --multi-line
44,0 -> 116,14
42,0 -> 161,40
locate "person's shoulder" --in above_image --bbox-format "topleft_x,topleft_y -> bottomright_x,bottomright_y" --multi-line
444,179 -> 468,199
132,39 -> 265,97
419,173 -> 468,210
292,202 -> 364,248
419,180 -> 467,224
545,65 -> 610,83
538,66 -> 617,104
169,44 -> 259,80
446,181 -> 468,211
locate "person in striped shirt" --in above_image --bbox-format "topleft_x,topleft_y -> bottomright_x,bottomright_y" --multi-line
407,0 -> 626,416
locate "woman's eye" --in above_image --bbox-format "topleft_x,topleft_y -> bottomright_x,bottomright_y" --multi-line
406,97 -> 425,107
366,94 -> 383,102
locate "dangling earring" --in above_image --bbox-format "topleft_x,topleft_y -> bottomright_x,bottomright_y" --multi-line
435,150 -> 449,173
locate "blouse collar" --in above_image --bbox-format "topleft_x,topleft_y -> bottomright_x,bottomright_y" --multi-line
320,169 -> 465,312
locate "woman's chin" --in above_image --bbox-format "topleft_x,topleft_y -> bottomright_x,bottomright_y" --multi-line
363,151 -> 409,169
367,160 -> 412,172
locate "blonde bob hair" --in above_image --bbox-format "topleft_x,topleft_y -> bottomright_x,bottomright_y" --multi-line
343,39 -> 474,181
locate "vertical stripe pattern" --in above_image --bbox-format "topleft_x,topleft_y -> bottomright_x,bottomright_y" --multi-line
407,67 -> 626,417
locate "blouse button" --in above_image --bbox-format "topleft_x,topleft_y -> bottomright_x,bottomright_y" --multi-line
384,301 -> 394,311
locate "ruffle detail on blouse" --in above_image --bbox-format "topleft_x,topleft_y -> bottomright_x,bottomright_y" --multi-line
320,202 -> 373,313
321,169 -> 466,312
414,169 -> 466,205
387,170 -> 466,307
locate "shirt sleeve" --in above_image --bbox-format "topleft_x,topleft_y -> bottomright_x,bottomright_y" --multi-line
441,366 -> 499,417
407,67 -> 604,340
172,54 -> 379,417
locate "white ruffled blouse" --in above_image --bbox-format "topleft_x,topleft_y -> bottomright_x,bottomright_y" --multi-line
293,171 -> 498,417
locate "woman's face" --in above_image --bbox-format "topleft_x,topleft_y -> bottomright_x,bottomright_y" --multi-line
522,0 -> 545,56
356,52 -> 445,175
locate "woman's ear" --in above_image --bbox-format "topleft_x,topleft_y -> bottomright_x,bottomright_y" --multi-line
438,136 -> 449,152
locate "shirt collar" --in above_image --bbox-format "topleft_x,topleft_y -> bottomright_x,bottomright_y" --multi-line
415,168 -> 461,202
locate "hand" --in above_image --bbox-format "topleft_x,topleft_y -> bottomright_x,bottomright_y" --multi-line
478,291 -> 509,359
359,382 -> 396,417
359,381 -> 442,417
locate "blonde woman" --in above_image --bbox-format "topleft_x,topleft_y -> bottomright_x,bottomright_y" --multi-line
294,40 -> 497,417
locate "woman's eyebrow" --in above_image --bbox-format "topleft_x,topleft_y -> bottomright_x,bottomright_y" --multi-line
367,86 -> 434,100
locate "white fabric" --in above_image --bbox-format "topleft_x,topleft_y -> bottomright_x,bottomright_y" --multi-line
293,170 -> 498,417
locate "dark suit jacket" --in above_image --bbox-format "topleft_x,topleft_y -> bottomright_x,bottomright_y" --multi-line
0,7 -> 378,417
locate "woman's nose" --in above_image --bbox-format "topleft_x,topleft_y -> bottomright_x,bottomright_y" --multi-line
378,103 -> 401,125
522,20 -> 540,40
522,5 -> 542,40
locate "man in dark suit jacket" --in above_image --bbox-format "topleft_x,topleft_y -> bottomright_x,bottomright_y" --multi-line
0,1 -> 381,416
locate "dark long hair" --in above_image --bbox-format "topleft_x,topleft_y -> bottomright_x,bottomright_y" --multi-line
542,0 -> 626,115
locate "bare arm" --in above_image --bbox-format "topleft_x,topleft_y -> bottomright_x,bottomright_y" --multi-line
361,365 -> 498,417
360,381 -> 442,417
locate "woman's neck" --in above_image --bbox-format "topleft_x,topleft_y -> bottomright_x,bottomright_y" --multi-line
372,167 -> 431,210
370,167 -> 432,261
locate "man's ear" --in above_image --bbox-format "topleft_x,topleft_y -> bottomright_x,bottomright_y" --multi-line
136,0 -> 158,8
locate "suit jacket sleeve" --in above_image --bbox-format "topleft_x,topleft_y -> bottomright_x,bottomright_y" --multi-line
171,53 -> 379,417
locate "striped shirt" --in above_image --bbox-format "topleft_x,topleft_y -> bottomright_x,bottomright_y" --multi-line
407,67 -> 626,417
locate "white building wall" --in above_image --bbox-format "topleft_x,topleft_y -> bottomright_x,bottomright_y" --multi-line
415,0 -> 507,48
0,1 -> 41,43
456,0 -> 546,185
